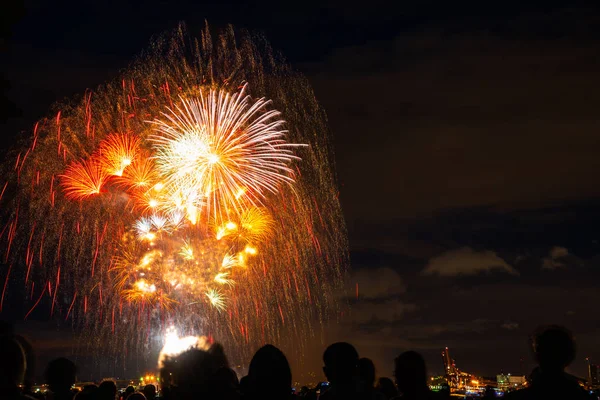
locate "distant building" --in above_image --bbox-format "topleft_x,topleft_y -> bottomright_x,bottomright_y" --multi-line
497,374 -> 526,390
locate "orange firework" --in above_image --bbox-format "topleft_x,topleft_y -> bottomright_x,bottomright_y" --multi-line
60,158 -> 108,200
1,25 -> 347,367
98,133 -> 141,176
118,151 -> 160,190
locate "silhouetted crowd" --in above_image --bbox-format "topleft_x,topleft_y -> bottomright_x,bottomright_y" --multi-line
0,324 -> 595,400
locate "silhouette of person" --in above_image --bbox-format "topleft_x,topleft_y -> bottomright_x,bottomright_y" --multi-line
97,381 -> 117,400
320,342 -> 363,400
304,388 -> 318,400
158,344 -> 222,400
13,335 -> 35,397
298,386 -> 309,397
73,385 -> 97,400
209,343 -> 230,369
394,351 -> 439,400
45,358 -> 77,400
244,344 -> 292,400
122,387 -> 135,400
124,394 -> 145,400
375,378 -> 398,400
358,358 -> 385,400
0,335 -> 30,400
213,367 -> 240,400
141,386 -> 155,400
0,321 -> 36,399
505,326 -> 591,400
482,386 -> 496,399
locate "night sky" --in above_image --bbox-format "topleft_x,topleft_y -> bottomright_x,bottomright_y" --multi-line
3,0 -> 600,383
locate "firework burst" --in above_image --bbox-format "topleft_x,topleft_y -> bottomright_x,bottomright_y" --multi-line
151,85 -> 302,222
0,24 -> 347,367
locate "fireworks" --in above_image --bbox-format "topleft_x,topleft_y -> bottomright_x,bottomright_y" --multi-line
61,159 -> 108,200
98,134 -> 141,177
151,87 -> 301,222
158,327 -> 210,369
0,24 -> 347,366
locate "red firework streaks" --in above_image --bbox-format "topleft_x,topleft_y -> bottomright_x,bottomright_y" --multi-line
0,25 -> 347,362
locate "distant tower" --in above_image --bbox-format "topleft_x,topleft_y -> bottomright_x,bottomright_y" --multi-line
587,358 -> 599,386
442,347 -> 455,375
442,347 -> 459,389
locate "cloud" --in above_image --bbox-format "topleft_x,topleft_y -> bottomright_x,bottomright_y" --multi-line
501,321 -> 519,330
351,267 -> 405,300
339,269 -> 415,334
423,247 -> 518,276
541,246 -> 569,269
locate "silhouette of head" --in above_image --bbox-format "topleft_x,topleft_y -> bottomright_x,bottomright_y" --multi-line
126,393 -> 146,400
0,335 -> 26,388
532,325 -> 576,373
239,375 -> 249,394
45,357 -> 77,394
394,351 -> 427,394
159,346 -> 220,400
142,385 -> 156,400
358,357 -> 376,388
208,342 -> 230,369
483,385 -> 495,398
376,377 -> 398,400
247,344 -> 292,399
98,380 -> 117,400
14,335 -> 35,391
74,384 -> 97,400
124,386 -> 136,400
323,342 -> 359,385
213,366 -> 240,397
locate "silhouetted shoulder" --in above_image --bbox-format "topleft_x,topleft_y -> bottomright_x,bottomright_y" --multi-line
504,389 -> 530,400
391,392 -> 444,400
505,385 -> 592,400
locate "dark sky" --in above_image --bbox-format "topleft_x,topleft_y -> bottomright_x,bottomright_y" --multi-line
3,0 -> 600,383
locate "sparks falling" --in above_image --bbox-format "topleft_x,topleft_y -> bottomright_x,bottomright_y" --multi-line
0,24 -> 347,365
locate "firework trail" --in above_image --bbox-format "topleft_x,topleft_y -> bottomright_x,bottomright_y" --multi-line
0,24 -> 347,365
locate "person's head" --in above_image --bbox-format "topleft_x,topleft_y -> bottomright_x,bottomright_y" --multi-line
74,385 -> 97,400
98,380 -> 117,400
376,377 -> 398,400
532,325 -> 576,373
483,385 -> 495,398
142,385 -> 156,400
0,335 -> 26,388
123,386 -> 135,399
159,346 -> 220,400
323,342 -> 359,385
208,342 -> 230,369
45,357 -> 77,393
394,351 -> 427,394
358,358 -> 376,388
247,344 -> 292,399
